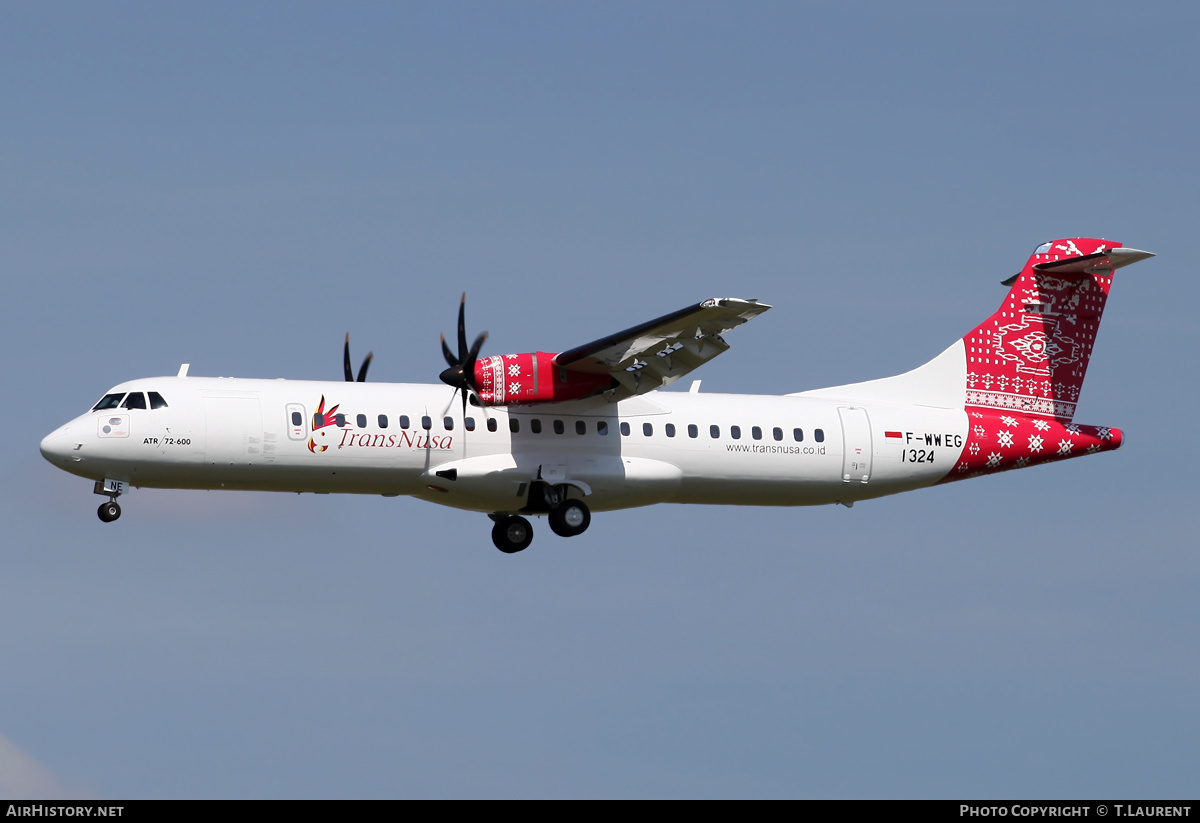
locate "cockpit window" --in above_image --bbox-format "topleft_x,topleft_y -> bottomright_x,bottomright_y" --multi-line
148,391 -> 169,409
122,392 -> 147,410
92,393 -> 125,411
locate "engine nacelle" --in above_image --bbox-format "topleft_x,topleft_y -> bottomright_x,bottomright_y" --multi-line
473,352 -> 613,406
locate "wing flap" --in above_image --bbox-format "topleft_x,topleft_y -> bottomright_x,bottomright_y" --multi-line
556,297 -> 769,396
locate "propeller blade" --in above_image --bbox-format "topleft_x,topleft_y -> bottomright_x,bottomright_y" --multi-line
356,352 -> 373,383
440,389 -> 460,419
457,293 -> 468,361
468,388 -> 487,415
441,334 -> 458,370
439,294 -> 487,416
344,334 -> 354,382
466,331 -> 489,366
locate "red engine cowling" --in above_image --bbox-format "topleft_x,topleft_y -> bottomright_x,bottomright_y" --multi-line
473,352 -> 613,406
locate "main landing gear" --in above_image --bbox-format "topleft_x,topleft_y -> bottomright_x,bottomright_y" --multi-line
489,498 -> 592,554
491,515 -> 534,554
548,499 -> 590,538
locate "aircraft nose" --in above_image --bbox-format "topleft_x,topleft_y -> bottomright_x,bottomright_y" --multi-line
40,424 -> 77,465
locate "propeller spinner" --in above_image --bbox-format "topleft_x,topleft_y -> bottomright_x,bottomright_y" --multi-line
439,293 -> 488,414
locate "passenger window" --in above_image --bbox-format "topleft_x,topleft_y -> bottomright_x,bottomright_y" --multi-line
92,393 -> 125,411
730,425 -> 741,440
688,424 -> 698,438
665,423 -> 676,438
122,392 -> 147,410
710,425 -> 720,439
510,418 -> 520,433
465,417 -> 476,432
620,422 -> 630,436
400,415 -> 410,429
773,427 -> 783,441
815,428 -> 825,443
335,414 -> 347,427
553,420 -> 564,435
148,392 -> 169,410
575,420 -> 586,435
793,428 -> 804,442
643,422 -> 653,436
378,414 -> 389,429
356,414 -> 367,428
752,426 -> 762,441
487,418 -> 498,432
597,421 -> 608,435
444,417 -> 454,431
291,411 -> 303,426
421,416 -> 432,430
531,419 -> 542,434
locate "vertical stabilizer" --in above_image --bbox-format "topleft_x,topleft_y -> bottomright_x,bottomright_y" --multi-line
964,238 -> 1150,421
794,238 -> 1153,418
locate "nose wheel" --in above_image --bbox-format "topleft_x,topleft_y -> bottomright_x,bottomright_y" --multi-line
97,500 -> 121,522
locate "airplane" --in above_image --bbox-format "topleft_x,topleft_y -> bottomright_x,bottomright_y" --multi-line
40,237 -> 1153,553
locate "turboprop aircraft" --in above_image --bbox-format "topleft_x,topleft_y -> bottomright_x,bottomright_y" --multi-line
40,238 -> 1153,553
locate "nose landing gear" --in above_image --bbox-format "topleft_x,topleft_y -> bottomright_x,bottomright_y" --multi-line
93,478 -> 127,523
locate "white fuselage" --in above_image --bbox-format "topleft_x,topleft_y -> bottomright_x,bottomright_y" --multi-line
40,376 -> 967,513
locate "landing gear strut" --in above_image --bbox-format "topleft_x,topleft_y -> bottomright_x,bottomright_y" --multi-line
491,515 -> 534,554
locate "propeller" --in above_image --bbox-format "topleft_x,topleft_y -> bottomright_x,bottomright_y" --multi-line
344,333 -> 373,382
439,293 -> 488,417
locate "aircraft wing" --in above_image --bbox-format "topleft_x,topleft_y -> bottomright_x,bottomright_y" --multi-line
554,297 -> 771,397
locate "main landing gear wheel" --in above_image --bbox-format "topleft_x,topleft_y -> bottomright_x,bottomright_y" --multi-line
492,515 -> 533,554
97,501 -> 121,523
548,499 -> 591,538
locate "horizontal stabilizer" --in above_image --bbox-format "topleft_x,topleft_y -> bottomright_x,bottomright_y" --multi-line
1002,246 -> 1154,285
1034,247 -> 1155,275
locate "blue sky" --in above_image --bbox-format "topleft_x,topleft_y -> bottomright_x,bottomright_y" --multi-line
3,1 -> 1198,798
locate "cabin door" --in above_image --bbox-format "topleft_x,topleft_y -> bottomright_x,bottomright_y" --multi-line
838,406 -> 872,484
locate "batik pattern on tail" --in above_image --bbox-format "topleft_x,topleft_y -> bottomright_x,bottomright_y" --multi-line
962,237 -> 1117,421
942,237 -> 1126,484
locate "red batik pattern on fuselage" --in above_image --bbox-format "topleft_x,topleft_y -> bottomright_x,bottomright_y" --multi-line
940,409 -> 1120,483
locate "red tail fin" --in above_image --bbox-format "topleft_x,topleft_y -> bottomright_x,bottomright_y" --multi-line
963,238 -> 1140,421
792,238 -> 1152,417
